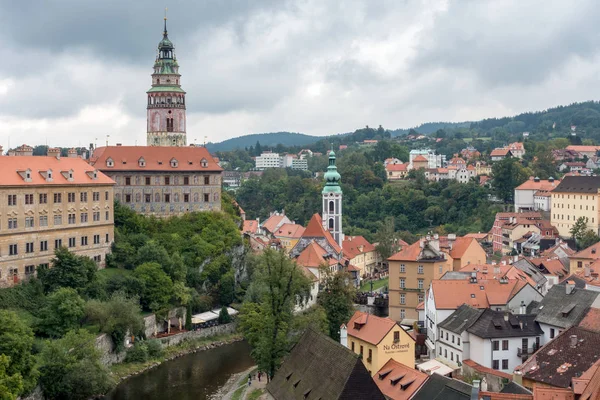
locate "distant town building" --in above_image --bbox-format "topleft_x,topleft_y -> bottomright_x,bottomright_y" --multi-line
565,145 -> 600,158
0,152 -> 115,287
409,149 -> 445,169
222,170 -> 241,189
508,142 -> 525,159
514,177 -> 559,212
490,148 -> 513,161
385,161 -> 408,180
255,151 -> 282,169
550,176 -> 600,238
146,17 -> 187,146
89,146 -> 222,217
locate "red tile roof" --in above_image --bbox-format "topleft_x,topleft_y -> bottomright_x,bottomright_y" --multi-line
262,213 -> 289,234
491,148 -> 511,157
413,155 -> 428,162
386,163 -> 408,171
0,155 -> 114,186
430,279 -> 528,309
342,235 -> 376,259
515,178 -> 560,191
578,308 -> 600,332
373,359 -> 428,400
464,233 -> 488,240
242,219 -> 259,234
449,237 -> 477,259
295,242 -> 334,268
274,223 -> 305,239
462,359 -> 512,380
388,241 -> 423,262
90,146 -> 222,172
302,213 -> 341,253
346,311 -> 405,346
576,359 -> 600,400
566,145 -> 600,153
572,241 -> 600,260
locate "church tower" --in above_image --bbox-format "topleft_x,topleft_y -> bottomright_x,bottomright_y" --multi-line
146,16 -> 187,146
322,149 -> 343,247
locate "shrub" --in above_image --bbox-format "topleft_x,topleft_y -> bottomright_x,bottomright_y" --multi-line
218,306 -> 231,324
125,342 -> 148,363
145,340 -> 163,359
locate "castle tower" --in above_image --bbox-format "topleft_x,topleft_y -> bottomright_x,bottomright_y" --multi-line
322,149 -> 343,247
146,15 -> 187,146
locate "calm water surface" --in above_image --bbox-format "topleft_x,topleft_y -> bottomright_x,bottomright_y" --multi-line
103,341 -> 254,400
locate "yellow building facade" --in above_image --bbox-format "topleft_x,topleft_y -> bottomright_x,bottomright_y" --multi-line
550,176 -> 600,238
0,153 -> 115,287
343,311 -> 415,376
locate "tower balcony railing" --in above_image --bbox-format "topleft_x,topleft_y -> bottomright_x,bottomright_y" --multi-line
147,103 -> 186,109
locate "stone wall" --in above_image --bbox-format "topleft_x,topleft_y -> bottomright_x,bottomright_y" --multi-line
158,322 -> 237,347
143,306 -> 186,338
18,386 -> 43,400
96,333 -> 126,365
461,362 -> 507,392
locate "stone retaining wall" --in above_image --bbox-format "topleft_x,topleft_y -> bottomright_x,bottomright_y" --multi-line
157,322 -> 237,347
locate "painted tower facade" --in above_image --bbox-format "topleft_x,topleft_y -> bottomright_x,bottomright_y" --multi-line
322,150 -> 343,247
146,17 -> 187,146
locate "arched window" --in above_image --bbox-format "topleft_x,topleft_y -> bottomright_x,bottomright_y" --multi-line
329,201 -> 335,213
329,218 -> 334,230
154,193 -> 160,203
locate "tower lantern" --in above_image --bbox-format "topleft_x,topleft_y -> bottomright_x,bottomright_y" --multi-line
146,14 -> 187,146
322,149 -> 343,247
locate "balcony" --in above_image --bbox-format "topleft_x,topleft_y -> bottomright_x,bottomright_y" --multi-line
517,345 -> 539,359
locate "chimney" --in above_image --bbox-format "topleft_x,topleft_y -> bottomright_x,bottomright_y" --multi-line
513,255 -> 519,263
116,143 -> 122,146
67,148 -> 77,158
15,144 -> 33,156
494,265 -> 500,274
504,312 -> 509,322
448,233 -> 456,241
47,148 -> 61,159
470,271 -> 477,283
471,380 -> 480,400
534,176 -> 540,182
566,280 -> 575,295
585,265 -> 591,278
519,300 -> 526,315
0,145 -> 3,155
570,334 -> 578,348
549,176 -> 555,183
519,321 -> 523,330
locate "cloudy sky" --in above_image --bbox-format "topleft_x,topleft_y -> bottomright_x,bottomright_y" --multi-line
2,0 -> 600,149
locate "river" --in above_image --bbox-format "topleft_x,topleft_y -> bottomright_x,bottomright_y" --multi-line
103,341 -> 254,400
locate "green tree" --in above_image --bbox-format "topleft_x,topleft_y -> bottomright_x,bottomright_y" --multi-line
218,306 -> 232,324
578,229 -> 600,250
238,250 -> 311,378
0,311 -> 37,395
570,217 -> 589,243
491,158 -> 529,203
375,217 -> 401,261
318,269 -> 356,341
38,329 -> 114,400
37,288 -> 85,338
37,247 -> 97,294
85,291 -> 144,352
134,262 -> 174,311
0,355 -> 23,400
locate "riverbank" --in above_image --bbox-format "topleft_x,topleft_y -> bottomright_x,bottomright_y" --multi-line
109,332 -> 243,382
217,366 -> 270,400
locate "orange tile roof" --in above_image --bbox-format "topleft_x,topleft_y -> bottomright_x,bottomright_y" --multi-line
0,155 -> 114,186
373,359 -> 428,400
577,359 -> 600,400
516,178 -> 560,191
274,223 -> 305,239
566,145 -> 600,153
386,163 -> 408,171
430,279 -> 528,309
242,219 -> 259,234
464,233 -> 488,240
388,241 -> 423,262
477,392 -> 532,399
302,213 -> 341,253
578,308 -> 600,332
342,235 -> 376,259
262,214 -> 288,234
413,155 -> 428,162
541,242 -> 576,257
90,146 -> 222,172
533,387 -> 575,400
491,148 -> 511,157
458,264 -> 538,288
295,242 -> 337,268
346,311 -> 405,346
449,237 -> 476,259
572,241 -> 600,260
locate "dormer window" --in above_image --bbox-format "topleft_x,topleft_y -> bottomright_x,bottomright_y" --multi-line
170,158 -> 178,168
106,158 -> 114,168
138,157 -> 146,167
92,170 -> 97,179
201,158 -> 208,168
68,171 -> 73,181
25,170 -> 31,180
47,170 -> 52,180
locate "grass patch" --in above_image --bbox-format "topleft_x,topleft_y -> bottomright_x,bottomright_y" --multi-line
231,386 -> 246,400
109,332 -> 243,380
360,277 -> 389,292
247,389 -> 264,400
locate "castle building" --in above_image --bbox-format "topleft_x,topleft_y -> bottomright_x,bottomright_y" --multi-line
147,16 -> 187,147
0,150 -> 115,287
89,145 -> 222,217
322,150 -> 344,247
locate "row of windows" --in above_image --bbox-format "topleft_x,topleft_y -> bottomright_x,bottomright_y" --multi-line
553,194 -> 594,200
553,214 -> 595,223
399,278 -> 425,290
399,293 -> 424,304
123,175 -> 212,186
5,234 -> 110,256
492,340 -> 510,351
492,359 -> 509,370
117,192 -> 218,203
0,255 -> 102,280
440,330 -> 461,346
3,212 -> 108,229
398,264 -> 444,274
7,191 -> 108,206
556,203 -> 595,211
439,347 -> 461,364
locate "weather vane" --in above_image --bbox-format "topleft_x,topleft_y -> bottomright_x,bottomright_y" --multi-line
164,7 -> 168,20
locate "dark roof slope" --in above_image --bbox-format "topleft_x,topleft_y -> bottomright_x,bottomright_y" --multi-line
532,285 -> 599,329
500,382 -> 532,395
438,304 -> 484,334
552,175 -> 600,193
511,258 -> 548,288
412,373 -> 472,400
467,309 -> 543,338
266,329 -> 385,400
516,326 -> 600,388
